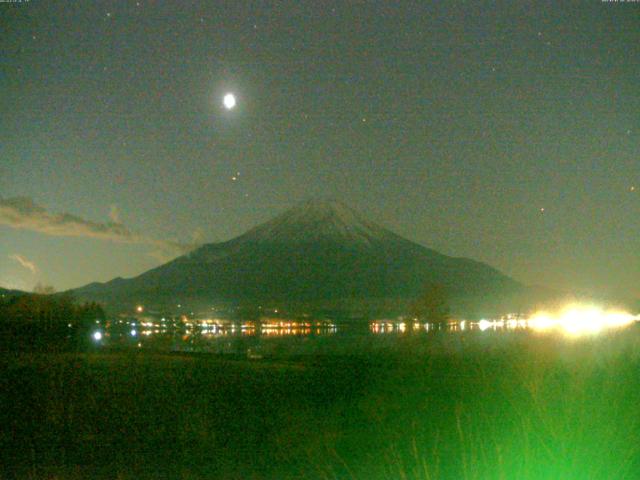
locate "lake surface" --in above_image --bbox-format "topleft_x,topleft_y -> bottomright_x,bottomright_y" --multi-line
94,315 -> 640,357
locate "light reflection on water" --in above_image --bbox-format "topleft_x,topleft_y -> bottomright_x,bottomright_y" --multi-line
371,307 -> 639,337
97,312 -> 639,356
368,318 -> 531,334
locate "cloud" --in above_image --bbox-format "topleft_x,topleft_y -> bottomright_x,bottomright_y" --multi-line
191,227 -> 206,245
9,253 -> 38,274
109,204 -> 121,223
0,196 -> 134,241
0,196 -> 199,259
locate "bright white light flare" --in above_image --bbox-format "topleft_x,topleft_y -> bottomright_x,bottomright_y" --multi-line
528,305 -> 638,336
223,93 -> 236,109
92,331 -> 103,341
478,319 -> 492,331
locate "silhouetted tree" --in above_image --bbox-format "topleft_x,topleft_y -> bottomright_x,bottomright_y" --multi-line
33,283 -> 56,295
0,293 -> 106,351
410,283 -> 451,324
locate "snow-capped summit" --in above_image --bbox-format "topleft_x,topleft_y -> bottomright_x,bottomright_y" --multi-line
242,199 -> 391,245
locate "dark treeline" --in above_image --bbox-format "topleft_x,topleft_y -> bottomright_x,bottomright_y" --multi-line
0,293 -> 105,352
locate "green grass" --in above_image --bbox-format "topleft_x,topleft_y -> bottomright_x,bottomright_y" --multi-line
2,330 -> 640,479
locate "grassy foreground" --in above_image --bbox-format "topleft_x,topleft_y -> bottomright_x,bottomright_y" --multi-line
2,330 -> 640,479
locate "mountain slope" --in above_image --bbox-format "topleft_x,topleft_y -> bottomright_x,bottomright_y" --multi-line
71,200 -> 526,316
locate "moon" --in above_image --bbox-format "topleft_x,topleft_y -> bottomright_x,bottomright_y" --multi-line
223,93 -> 236,110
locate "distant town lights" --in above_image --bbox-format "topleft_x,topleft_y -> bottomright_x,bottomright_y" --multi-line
478,320 -> 492,331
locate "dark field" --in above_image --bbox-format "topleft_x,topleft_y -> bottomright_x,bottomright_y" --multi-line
2,330 -> 640,479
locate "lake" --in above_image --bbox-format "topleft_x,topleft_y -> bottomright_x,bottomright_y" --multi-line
94,313 -> 640,358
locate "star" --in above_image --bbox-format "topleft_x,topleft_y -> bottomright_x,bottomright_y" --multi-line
106,12 -> 112,18
630,186 -> 636,192
540,207 -> 545,213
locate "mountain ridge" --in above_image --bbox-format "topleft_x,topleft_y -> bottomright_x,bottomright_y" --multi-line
70,200 -> 528,317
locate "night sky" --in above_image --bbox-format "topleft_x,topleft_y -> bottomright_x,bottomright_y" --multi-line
1,1 -> 638,299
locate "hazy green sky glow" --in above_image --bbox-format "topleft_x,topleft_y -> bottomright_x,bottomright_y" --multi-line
1,1 -> 638,298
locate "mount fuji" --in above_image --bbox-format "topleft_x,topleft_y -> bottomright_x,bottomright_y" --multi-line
71,200 -> 527,317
